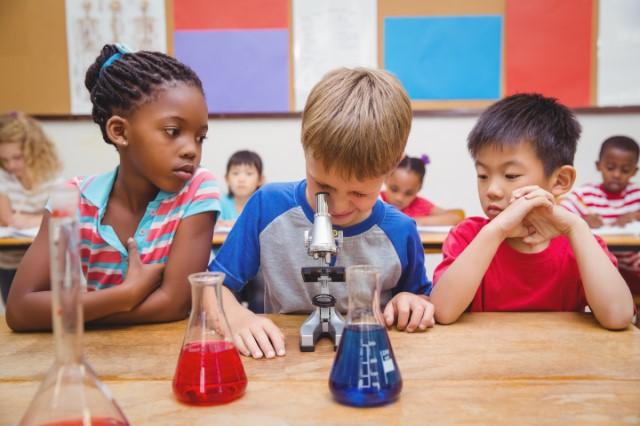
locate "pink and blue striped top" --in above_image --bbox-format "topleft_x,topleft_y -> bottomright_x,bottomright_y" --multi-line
61,167 -> 220,291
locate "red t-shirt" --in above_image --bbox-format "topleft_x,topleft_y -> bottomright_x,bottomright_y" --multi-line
433,217 -> 618,312
380,192 -> 435,217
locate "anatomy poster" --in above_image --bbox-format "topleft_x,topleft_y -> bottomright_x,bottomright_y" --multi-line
65,0 -> 167,114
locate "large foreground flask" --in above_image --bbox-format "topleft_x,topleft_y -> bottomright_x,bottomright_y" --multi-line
20,186 -> 129,426
173,272 -> 247,405
329,265 -> 402,407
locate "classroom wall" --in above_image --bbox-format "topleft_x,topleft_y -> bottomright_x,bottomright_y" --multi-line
42,112 -> 640,219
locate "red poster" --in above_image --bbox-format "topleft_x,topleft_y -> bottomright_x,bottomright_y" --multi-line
174,0 -> 288,30
506,0 -> 593,107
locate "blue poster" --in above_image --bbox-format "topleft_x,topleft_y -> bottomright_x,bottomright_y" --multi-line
384,16 -> 502,100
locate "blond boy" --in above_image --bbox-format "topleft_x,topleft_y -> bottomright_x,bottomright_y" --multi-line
210,68 -> 434,358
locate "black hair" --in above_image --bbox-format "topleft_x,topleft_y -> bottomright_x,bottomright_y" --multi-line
598,135 -> 639,162
85,44 -> 204,145
396,155 -> 427,184
226,150 -> 263,197
467,93 -> 581,176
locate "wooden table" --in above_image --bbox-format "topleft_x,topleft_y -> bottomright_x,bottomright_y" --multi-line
1,313 -> 638,424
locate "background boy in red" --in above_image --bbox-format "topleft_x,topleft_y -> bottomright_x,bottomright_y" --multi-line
431,94 -> 634,330
561,136 -> 640,294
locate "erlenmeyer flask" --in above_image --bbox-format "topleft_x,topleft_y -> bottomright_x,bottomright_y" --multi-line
173,272 -> 247,405
329,265 -> 402,407
20,185 -> 129,426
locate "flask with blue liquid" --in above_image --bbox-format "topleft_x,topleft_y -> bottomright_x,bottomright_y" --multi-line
329,265 -> 402,407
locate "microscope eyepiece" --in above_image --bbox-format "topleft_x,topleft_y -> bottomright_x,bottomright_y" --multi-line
315,192 -> 330,216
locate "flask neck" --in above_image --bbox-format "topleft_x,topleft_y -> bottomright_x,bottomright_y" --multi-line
345,266 -> 383,326
50,216 -> 84,364
184,274 -> 233,344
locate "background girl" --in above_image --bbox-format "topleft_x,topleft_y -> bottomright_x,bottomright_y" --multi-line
382,154 -> 463,226
6,44 -> 220,330
0,111 -> 63,303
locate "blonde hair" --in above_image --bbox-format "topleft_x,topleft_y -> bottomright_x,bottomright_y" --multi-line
0,111 -> 61,187
301,68 -> 412,180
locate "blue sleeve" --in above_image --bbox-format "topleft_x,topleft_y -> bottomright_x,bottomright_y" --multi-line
208,182 -> 298,292
380,208 -> 432,296
208,192 -> 262,291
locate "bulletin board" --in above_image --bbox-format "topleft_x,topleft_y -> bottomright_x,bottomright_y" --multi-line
1,0 -> 639,116
0,0 -> 71,115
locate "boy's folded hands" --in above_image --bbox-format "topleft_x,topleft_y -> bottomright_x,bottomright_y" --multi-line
383,292 -> 435,332
498,185 -> 582,246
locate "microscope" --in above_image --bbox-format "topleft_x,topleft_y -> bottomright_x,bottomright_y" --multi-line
299,192 -> 346,352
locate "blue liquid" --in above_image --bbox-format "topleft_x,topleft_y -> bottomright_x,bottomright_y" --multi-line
329,324 -> 402,407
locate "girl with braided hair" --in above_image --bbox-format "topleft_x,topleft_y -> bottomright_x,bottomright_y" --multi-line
7,44 -> 221,331
382,154 -> 464,226
0,111 -> 63,303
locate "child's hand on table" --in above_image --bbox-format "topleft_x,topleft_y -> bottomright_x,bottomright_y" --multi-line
612,211 -> 638,227
231,310 -> 286,359
383,292 -> 435,332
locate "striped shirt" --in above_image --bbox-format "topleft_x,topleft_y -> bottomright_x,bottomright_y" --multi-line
61,167 -> 220,291
0,169 -> 63,269
561,182 -> 640,272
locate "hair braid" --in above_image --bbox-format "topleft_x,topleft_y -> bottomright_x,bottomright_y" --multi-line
85,44 -> 204,145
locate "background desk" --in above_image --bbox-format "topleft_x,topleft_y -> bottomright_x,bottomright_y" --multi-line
4,232 -> 640,253
213,232 -> 640,253
1,313 -> 639,424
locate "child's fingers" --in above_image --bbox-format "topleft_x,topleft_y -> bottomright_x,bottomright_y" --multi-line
522,232 -> 545,245
405,303 -> 425,332
419,302 -> 435,330
383,301 -> 396,326
395,297 -> 411,330
126,238 -> 141,265
251,326 -> 277,359
262,321 -> 286,356
510,186 -> 541,201
523,188 -> 554,202
238,329 -> 263,359
233,332 -> 251,357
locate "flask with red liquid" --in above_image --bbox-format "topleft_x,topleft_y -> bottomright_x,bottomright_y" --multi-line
19,185 -> 129,426
172,272 -> 247,405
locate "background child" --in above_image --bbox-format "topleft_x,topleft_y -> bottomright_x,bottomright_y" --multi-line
561,135 -> 640,293
382,154 -> 463,226
0,111 -> 63,304
210,68 -> 434,360
6,44 -> 220,331
431,94 -> 634,330
218,150 -> 264,227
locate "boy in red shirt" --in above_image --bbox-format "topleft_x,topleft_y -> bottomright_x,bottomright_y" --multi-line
431,94 -> 634,330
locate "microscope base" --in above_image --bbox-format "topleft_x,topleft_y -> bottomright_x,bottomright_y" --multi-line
299,307 -> 345,352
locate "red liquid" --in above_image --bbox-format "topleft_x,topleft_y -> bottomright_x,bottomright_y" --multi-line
41,418 -> 128,426
172,341 -> 247,405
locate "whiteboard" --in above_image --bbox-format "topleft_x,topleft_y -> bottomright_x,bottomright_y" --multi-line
597,0 -> 640,106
